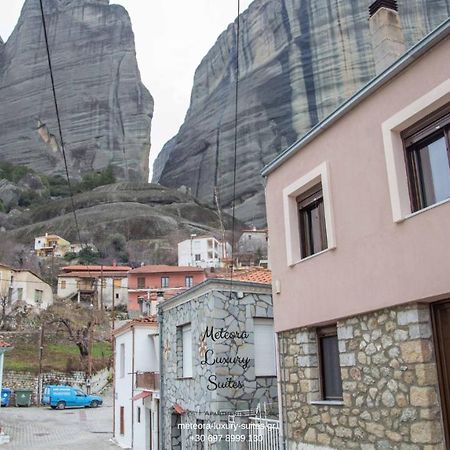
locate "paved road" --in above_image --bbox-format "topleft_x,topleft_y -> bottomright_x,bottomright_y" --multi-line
0,390 -> 117,449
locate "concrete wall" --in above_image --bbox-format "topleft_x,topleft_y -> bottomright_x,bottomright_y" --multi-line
266,36 -> 450,332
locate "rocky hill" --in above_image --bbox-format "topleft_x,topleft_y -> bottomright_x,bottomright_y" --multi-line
153,0 -> 450,226
2,182 -> 236,265
0,0 -> 153,182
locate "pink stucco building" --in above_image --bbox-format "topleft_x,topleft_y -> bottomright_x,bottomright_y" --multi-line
264,7 -> 450,450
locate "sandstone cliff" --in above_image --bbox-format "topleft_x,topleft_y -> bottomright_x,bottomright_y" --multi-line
0,0 -> 153,182
153,0 -> 450,226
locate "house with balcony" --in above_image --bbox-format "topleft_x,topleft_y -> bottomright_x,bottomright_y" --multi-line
57,265 -> 130,308
34,233 -> 71,257
113,316 -> 159,450
177,236 -> 231,268
263,7 -> 450,450
127,265 -> 206,318
158,275 -> 278,449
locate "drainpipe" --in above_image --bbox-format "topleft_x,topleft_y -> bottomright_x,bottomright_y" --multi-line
275,332 -> 287,449
157,308 -> 164,450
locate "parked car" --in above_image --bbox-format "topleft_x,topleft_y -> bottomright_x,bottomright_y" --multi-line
42,385 -> 103,410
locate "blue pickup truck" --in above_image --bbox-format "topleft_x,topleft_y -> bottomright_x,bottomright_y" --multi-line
42,385 -> 103,410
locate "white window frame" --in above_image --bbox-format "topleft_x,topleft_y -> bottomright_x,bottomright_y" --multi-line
182,324 -> 192,378
282,161 -> 336,266
254,318 -> 277,377
382,78 -> 450,222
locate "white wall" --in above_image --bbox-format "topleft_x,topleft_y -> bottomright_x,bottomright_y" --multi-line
114,325 -> 159,449
178,237 -> 230,268
114,332 -> 133,449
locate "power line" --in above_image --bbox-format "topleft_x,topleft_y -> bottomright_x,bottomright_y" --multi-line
38,0 -> 83,246
38,0 -> 99,289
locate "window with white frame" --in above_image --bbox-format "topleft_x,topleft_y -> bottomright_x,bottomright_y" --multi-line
182,323 -> 192,378
402,103 -> 450,212
382,79 -> 450,221
283,162 -> 336,266
254,318 -> 276,376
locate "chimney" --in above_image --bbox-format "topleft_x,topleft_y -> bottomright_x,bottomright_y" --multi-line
369,0 -> 405,74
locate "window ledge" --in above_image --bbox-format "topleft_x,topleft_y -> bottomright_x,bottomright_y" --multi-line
309,400 -> 344,406
396,197 -> 450,223
288,246 -> 336,268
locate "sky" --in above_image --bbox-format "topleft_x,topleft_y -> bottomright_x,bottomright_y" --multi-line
0,0 -> 253,178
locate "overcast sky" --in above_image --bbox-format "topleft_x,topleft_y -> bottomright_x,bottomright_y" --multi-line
0,0 -> 253,178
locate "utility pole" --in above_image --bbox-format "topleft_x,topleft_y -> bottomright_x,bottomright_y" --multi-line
99,265 -> 104,311
37,326 -> 44,406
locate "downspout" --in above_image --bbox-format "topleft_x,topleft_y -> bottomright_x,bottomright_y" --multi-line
275,332 -> 287,449
157,308 -> 164,450
132,325 -> 135,448
112,332 -> 116,439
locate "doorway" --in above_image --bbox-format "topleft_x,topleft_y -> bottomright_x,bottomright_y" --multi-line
432,300 -> 450,448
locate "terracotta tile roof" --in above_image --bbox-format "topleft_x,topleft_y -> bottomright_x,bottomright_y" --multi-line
129,265 -> 204,274
0,340 -> 12,348
130,316 -> 158,324
213,268 -> 272,285
62,265 -> 131,272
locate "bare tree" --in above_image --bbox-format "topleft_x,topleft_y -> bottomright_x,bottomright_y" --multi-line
43,300 -> 104,372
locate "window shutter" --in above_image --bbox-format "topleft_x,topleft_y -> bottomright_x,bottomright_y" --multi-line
182,324 -> 192,377
254,319 -> 276,376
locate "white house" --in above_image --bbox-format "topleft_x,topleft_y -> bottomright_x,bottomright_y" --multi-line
113,317 -> 160,450
11,270 -> 53,309
177,235 -> 231,268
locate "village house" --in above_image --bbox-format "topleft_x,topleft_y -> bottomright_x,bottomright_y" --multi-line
127,265 -> 206,318
57,265 -> 130,308
158,273 -> 278,449
0,264 -> 14,301
113,317 -> 159,450
237,228 -> 268,267
263,6 -> 450,450
0,263 -> 52,310
177,235 -> 231,268
10,270 -> 53,309
34,233 -> 71,257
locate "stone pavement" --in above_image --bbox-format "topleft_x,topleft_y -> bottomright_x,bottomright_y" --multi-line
0,389 -> 117,449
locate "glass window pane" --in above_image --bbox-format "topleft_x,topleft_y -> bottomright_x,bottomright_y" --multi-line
416,134 -> 450,207
320,334 -> 343,400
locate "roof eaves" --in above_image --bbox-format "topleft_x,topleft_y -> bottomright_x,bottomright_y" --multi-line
261,17 -> 450,177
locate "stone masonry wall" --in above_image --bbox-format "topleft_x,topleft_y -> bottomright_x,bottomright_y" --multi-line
278,303 -> 446,450
160,285 -> 277,449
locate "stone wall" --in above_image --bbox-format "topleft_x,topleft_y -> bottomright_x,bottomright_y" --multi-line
2,368 -> 111,405
278,303 -> 446,449
160,283 -> 277,449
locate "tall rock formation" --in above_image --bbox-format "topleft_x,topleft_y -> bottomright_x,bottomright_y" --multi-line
153,0 -> 450,226
0,0 -> 153,181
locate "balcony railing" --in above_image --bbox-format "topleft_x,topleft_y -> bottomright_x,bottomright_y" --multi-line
136,372 -> 160,391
